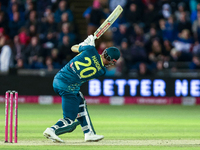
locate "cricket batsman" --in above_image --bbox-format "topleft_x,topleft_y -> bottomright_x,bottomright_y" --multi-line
43,35 -> 120,143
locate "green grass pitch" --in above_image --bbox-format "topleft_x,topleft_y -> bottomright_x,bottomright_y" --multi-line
0,104 -> 200,150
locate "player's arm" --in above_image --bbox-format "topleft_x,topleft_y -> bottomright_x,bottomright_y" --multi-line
71,35 -> 95,53
71,45 -> 80,53
79,35 -> 95,47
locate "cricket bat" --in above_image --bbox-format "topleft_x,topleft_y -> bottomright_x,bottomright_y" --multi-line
94,5 -> 123,39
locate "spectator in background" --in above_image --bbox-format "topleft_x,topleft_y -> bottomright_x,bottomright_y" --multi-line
7,0 -> 23,12
43,5 -> 52,18
158,18 -> 166,32
97,42 -> 107,54
143,3 -> 158,31
177,12 -> 192,33
130,37 -> 149,74
191,42 -> 200,69
190,55 -> 200,69
173,29 -> 194,53
109,0 -> 127,12
8,2 -> 24,21
58,35 -> 75,65
113,24 -> 128,46
120,38 -> 132,73
86,0 -> 106,35
1,0 -> 200,73
0,39 -> 13,72
41,14 -> 57,37
0,12 -> 8,34
13,35 -> 25,63
24,36 -> 43,68
57,12 -> 69,32
160,3 -> 172,19
129,24 -> 145,45
50,48 -> 62,68
44,50 -> 62,71
142,0 -> 157,6
0,27 -> 9,49
190,0 -> 198,13
40,5 -> 53,24
114,56 -> 124,76
59,23 -> 76,45
9,12 -> 24,38
145,26 -> 163,55
54,0 -> 73,23
18,27 -> 30,46
191,3 -> 200,23
192,11 -> 200,43
25,10 -> 39,30
28,24 -> 38,37
83,6 -> 92,21
127,0 -> 144,15
163,40 -> 173,61
125,3 -> 141,24
148,38 -> 165,64
175,2 -> 190,21
130,40 -> 150,76
36,0 -> 52,19
24,2 -> 35,20
145,27 -> 162,44
144,27 -> 160,41
172,29 -> 194,61
138,62 -> 152,76
42,31 -> 58,57
24,0 -> 33,9
161,16 -> 178,42
44,56 -> 53,71
15,58 -> 24,69
192,40 -> 200,56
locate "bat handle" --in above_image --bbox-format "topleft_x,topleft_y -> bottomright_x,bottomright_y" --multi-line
93,35 -> 97,40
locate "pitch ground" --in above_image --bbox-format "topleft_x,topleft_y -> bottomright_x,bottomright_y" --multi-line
0,104 -> 199,149
1,139 -> 200,146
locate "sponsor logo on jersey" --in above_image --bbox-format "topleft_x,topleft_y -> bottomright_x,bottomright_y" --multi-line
70,62 -> 82,79
70,62 -> 73,68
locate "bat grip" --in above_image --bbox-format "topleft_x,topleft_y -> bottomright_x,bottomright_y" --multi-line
93,35 -> 97,40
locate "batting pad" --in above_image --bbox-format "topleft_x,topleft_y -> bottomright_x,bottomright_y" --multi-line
76,92 -> 96,134
53,118 -> 80,135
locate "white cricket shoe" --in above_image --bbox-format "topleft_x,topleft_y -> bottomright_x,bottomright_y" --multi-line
43,128 -> 64,143
84,131 -> 104,142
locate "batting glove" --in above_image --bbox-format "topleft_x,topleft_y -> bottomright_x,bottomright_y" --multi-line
78,41 -> 86,46
84,35 -> 95,46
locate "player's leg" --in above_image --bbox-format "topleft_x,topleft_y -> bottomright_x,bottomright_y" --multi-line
51,92 -> 80,135
77,92 -> 95,134
43,89 -> 80,143
76,92 -> 104,142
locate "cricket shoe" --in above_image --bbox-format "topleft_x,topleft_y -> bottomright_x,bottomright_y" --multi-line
84,131 -> 104,142
43,128 -> 64,143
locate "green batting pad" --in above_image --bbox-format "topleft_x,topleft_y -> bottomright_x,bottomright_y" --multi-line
55,121 -> 80,135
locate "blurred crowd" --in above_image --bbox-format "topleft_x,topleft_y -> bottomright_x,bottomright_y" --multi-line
1,0 -> 200,76
0,0 -> 77,72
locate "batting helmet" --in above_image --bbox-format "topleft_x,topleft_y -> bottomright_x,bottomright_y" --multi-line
103,47 -> 120,62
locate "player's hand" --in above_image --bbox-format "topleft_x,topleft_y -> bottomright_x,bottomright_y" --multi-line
78,41 -> 86,46
79,35 -> 95,46
84,35 -> 95,46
